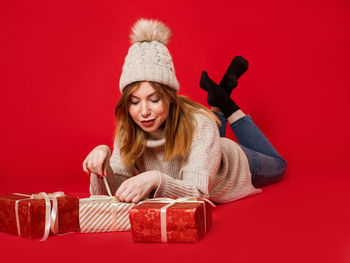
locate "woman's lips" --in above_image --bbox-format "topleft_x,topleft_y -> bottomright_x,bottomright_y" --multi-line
141,119 -> 156,127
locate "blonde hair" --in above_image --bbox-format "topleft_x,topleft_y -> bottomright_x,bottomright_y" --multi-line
115,81 -> 219,167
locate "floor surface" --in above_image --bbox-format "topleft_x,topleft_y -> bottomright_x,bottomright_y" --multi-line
1,170 -> 349,263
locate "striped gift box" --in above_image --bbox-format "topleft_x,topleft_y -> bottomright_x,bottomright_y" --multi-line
79,196 -> 135,233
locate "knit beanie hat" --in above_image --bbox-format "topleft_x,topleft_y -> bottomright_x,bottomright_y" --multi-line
119,18 -> 180,93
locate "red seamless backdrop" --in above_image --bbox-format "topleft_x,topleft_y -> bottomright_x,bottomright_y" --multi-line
0,0 -> 349,262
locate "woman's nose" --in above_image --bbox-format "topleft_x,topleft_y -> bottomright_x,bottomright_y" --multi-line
141,102 -> 150,117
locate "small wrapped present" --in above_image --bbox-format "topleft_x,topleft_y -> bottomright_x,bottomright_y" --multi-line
0,192 -> 79,240
79,195 -> 135,233
129,197 -> 215,243
79,176 -> 135,233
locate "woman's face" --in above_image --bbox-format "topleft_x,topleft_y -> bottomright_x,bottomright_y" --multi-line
128,82 -> 170,135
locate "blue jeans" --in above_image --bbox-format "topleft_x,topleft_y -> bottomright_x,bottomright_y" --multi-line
214,112 -> 287,188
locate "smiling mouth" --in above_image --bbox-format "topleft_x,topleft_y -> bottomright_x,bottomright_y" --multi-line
141,118 -> 156,127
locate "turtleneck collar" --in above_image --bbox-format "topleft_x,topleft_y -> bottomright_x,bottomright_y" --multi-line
145,129 -> 166,148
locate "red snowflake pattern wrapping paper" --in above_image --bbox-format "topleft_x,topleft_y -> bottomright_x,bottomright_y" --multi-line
0,193 -> 79,239
129,198 -> 213,243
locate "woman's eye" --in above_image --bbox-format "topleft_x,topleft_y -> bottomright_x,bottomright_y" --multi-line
150,97 -> 160,103
130,100 -> 139,105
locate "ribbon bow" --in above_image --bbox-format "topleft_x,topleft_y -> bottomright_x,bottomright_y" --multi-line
79,176 -> 117,204
138,197 -> 216,242
13,192 -> 65,241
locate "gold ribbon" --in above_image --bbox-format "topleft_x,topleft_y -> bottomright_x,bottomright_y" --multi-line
13,192 -> 65,241
138,197 -> 216,242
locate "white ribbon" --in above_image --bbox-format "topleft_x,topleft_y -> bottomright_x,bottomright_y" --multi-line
80,175 -> 119,202
103,176 -> 113,197
138,197 -> 216,242
13,192 -> 65,241
80,195 -> 118,202
90,174 -> 112,197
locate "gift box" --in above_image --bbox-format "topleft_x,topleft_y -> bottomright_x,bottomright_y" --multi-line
129,197 -> 215,243
0,192 -> 79,240
79,195 -> 135,233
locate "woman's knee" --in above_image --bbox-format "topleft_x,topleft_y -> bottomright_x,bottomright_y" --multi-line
251,155 -> 287,188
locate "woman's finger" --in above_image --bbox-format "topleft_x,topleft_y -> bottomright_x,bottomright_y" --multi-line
115,180 -> 128,197
86,155 -> 93,173
103,159 -> 109,178
131,194 -> 142,204
124,191 -> 139,203
117,185 -> 133,201
92,152 -> 102,176
95,152 -> 106,176
116,186 -> 129,200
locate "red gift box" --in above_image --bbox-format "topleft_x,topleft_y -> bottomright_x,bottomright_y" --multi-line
129,197 -> 215,243
0,192 -> 79,240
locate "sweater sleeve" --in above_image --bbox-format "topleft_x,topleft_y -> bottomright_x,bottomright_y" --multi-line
89,144 -> 135,195
153,115 -> 222,198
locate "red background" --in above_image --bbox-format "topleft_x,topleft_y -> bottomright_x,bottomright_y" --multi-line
0,0 -> 349,262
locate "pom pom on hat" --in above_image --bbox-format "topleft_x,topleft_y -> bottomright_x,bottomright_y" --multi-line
130,19 -> 171,46
119,18 -> 180,93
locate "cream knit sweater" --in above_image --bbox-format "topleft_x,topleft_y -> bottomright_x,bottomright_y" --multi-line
90,112 -> 261,203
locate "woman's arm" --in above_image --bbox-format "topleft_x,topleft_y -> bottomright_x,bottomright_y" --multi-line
153,115 -> 222,198
89,144 -> 134,196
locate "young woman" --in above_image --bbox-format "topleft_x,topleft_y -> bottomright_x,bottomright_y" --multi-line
82,19 -> 286,204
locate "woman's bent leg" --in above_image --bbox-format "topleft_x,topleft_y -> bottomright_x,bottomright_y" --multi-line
238,144 -> 286,188
229,114 -> 287,188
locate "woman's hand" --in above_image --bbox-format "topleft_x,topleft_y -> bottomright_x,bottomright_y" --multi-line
115,171 -> 160,203
82,145 -> 111,178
